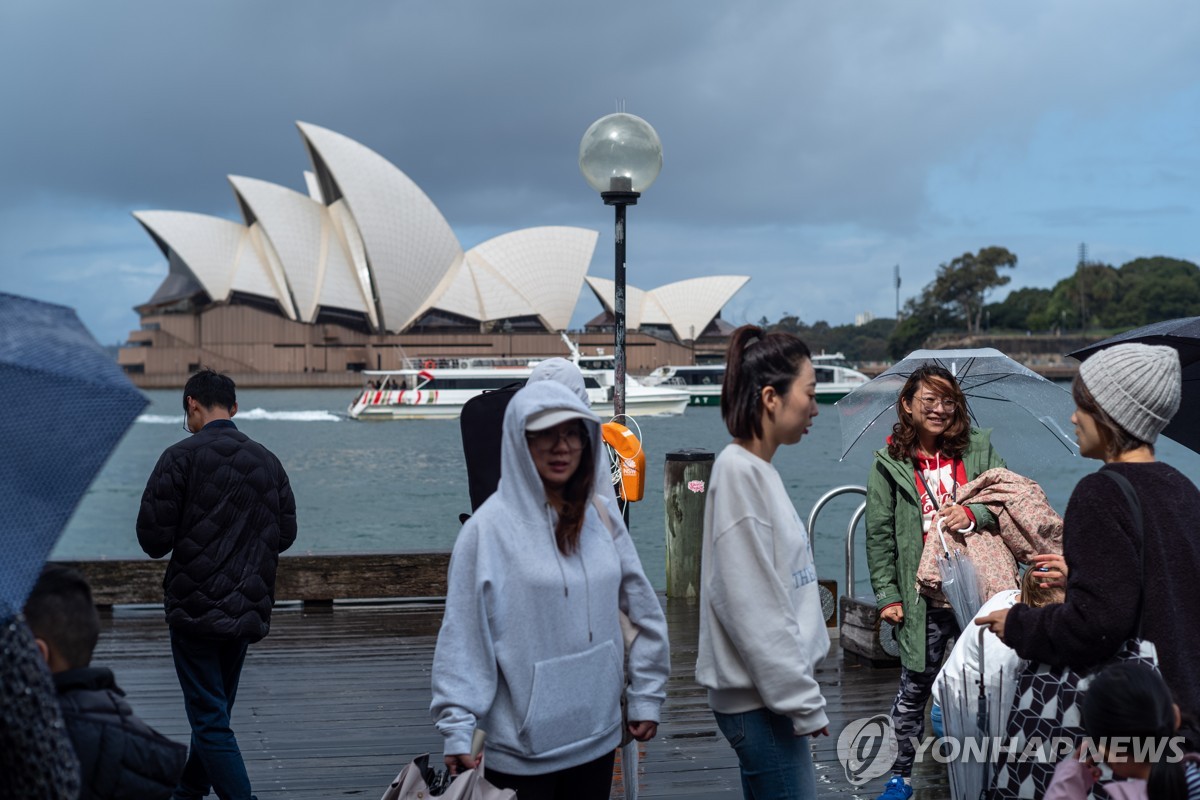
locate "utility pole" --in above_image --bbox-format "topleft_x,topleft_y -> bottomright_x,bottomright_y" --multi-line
1077,242 -> 1088,333
894,264 -> 901,320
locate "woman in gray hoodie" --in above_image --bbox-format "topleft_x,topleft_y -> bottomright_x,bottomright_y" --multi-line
431,380 -> 670,800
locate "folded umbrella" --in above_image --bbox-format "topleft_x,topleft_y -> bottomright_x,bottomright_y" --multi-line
0,293 -> 147,619
934,520 -> 984,632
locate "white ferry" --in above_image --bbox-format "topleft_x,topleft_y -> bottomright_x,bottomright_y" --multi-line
348,357 -> 690,421
642,352 -> 871,406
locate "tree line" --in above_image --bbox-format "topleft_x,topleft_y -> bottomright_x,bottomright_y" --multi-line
760,248 -> 1200,361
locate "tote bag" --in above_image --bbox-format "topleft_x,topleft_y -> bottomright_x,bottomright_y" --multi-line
990,471 -> 1160,800
380,754 -> 515,800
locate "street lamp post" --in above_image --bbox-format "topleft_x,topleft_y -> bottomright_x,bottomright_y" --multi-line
579,112 -> 662,420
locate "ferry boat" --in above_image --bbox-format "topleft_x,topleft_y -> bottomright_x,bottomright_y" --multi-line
642,353 -> 871,406
348,358 -> 690,420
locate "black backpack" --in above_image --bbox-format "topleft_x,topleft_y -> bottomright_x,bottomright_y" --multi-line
459,381 -> 525,514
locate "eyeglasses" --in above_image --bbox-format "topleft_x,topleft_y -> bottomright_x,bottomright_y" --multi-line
916,395 -> 957,412
525,426 -> 586,451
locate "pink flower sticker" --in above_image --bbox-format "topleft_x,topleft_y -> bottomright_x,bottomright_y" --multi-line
687,480 -> 706,493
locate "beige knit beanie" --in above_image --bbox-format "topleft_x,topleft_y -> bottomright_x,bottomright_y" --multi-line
1078,343 -> 1181,443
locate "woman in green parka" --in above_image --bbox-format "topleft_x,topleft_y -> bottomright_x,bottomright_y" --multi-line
864,365 -> 1005,800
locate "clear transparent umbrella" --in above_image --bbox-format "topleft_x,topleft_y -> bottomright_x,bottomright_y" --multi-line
934,521 -> 984,632
836,348 -> 1078,470
936,627 -> 1023,800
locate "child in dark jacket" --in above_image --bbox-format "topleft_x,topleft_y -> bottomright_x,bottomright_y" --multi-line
24,565 -> 186,800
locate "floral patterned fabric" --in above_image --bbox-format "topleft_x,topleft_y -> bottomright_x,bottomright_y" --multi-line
916,468 -> 1064,602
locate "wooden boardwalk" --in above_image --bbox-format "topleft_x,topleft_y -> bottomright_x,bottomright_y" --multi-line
94,597 -> 952,799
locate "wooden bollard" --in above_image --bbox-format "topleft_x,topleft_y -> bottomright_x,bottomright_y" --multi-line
663,448 -> 714,598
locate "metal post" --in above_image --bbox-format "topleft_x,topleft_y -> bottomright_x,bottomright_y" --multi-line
601,179 -> 639,420
614,202 -> 627,420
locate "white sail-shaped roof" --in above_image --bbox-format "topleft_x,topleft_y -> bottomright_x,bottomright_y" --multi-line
134,211 -> 289,317
585,274 -> 749,340
297,121 -> 463,332
466,227 -> 597,331
584,276 -> 651,327
427,260 -> 484,320
462,254 -> 537,322
652,275 -> 750,341
228,175 -> 370,322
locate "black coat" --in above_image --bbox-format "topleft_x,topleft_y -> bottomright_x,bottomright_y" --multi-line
55,667 -> 186,800
136,420 -> 297,641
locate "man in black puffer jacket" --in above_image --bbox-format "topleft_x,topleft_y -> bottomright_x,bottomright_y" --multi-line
24,565 -> 186,799
137,369 -> 297,800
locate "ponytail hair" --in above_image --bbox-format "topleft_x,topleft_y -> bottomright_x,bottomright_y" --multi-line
721,324 -> 812,440
1082,662 -> 1187,800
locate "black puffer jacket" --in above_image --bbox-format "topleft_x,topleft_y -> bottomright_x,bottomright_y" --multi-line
137,420 -> 297,641
55,667 -> 186,800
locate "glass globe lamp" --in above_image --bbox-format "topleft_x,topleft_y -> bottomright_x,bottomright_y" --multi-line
578,113 -> 663,195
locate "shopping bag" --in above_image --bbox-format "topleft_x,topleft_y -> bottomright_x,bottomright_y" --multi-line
379,754 -> 515,800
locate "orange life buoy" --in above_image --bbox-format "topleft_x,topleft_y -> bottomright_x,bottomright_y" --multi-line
423,359 -> 436,369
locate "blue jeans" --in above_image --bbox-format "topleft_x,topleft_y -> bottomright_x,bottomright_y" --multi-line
713,707 -> 816,800
169,629 -> 255,800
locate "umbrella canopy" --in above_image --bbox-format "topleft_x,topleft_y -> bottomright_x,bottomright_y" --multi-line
836,348 -> 1077,462
1068,317 -> 1200,454
0,293 -> 147,619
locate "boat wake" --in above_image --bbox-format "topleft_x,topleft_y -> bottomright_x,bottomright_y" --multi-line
137,408 -> 341,424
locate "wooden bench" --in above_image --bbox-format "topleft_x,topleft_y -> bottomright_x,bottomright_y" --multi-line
53,552 -> 454,608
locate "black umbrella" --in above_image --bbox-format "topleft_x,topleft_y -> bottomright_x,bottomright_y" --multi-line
1068,316 -> 1200,453
0,293 -> 147,619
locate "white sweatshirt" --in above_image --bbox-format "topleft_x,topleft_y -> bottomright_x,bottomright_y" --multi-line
695,443 -> 830,734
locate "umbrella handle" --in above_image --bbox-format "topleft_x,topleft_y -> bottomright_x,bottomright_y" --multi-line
936,517 -> 952,556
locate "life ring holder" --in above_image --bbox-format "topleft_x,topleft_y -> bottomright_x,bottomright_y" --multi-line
423,359 -> 437,369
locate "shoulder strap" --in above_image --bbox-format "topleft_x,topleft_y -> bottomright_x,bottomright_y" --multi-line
591,495 -> 618,540
1098,469 -> 1146,638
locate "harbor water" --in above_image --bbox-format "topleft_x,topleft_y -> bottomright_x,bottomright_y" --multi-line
54,387 -> 1200,596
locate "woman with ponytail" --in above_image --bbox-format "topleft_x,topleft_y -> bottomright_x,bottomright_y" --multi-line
431,380 -> 669,799
1045,662 -> 1200,800
696,324 -> 830,800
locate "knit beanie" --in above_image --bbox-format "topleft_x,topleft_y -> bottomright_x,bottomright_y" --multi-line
1078,343 -> 1181,444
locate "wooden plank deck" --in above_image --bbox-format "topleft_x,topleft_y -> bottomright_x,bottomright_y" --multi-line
93,597 -> 952,799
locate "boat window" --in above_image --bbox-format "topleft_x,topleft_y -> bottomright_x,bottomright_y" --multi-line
422,377 -> 529,390
583,377 -> 602,389
814,367 -> 834,383
688,369 -> 724,385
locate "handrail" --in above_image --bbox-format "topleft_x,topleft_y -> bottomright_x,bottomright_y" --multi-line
804,485 -> 867,542
845,501 -> 867,598
805,485 -> 867,597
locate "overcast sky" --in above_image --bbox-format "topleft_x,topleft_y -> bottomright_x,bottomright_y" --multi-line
2,1 -> 1199,345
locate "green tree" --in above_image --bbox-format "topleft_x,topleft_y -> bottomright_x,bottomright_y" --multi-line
931,246 -> 1018,334
985,286 -> 1051,331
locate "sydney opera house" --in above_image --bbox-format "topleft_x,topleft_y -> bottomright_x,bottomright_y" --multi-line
119,122 -> 748,386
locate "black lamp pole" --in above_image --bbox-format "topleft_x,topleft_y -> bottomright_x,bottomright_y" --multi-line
603,176 -> 639,419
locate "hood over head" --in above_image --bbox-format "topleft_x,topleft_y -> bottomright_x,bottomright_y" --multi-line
499,381 -> 603,520
527,357 -> 590,406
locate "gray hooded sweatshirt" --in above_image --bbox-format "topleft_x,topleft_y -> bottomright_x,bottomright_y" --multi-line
431,381 -> 670,775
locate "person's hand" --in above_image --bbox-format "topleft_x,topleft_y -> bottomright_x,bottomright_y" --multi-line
801,725 -> 830,738
627,720 -> 658,742
444,753 -> 479,775
880,604 -> 904,624
1029,553 -> 1068,588
975,608 -> 1010,640
1074,743 -> 1101,782
936,503 -> 973,532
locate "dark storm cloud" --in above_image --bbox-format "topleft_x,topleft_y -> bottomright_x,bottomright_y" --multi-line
7,1 -> 1194,230
2,0 -> 1200,344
